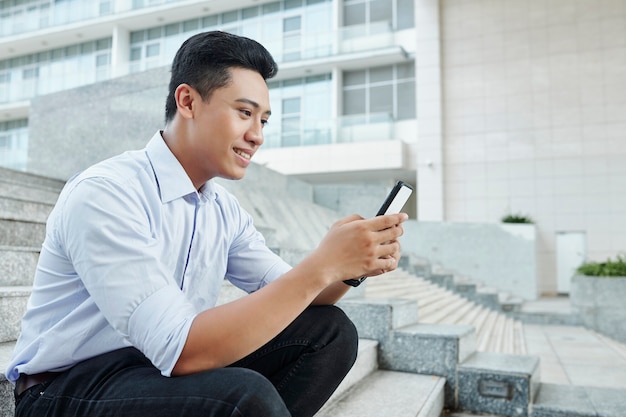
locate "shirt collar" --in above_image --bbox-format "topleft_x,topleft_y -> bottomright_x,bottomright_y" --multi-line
145,131 -> 217,203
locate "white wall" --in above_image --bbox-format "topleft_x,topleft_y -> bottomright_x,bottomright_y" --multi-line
439,0 -> 626,294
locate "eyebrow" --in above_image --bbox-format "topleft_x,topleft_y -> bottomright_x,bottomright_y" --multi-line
236,98 -> 271,116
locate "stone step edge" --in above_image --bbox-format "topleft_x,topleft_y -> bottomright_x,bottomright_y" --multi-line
0,245 -> 40,252
315,370 -> 445,417
316,338 -> 379,415
0,286 -> 32,296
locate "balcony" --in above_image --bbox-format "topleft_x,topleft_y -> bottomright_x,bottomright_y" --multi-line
0,0 -> 190,38
0,22 -> 408,106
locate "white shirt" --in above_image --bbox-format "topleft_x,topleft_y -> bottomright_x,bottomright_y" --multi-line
6,132 -> 292,383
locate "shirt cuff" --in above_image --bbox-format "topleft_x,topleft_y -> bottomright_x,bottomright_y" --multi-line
128,284 -> 197,377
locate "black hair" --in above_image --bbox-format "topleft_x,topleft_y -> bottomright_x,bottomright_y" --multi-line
164,31 -> 278,123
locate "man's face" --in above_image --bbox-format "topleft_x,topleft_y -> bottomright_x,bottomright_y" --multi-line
186,67 -> 271,184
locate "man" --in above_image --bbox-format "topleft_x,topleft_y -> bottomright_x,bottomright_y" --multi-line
7,31 -> 407,417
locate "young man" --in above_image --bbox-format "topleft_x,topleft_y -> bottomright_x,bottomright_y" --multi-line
7,31 -> 407,417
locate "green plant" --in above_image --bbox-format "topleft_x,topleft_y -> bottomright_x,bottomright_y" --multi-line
501,213 -> 534,224
576,255 -> 626,277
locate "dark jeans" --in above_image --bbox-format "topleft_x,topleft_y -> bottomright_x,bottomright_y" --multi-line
14,305 -> 358,417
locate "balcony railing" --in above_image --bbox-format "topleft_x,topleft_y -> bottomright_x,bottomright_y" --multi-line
1,22 -> 398,105
0,0 -> 187,38
263,113 -> 393,149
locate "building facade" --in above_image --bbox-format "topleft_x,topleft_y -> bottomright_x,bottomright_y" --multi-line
1,0 -> 625,296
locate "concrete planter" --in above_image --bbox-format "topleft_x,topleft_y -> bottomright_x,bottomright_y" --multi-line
570,274 -> 626,344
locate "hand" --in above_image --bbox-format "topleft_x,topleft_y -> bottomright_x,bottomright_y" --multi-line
310,213 -> 408,284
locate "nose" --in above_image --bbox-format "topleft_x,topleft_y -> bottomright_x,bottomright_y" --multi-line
245,122 -> 264,147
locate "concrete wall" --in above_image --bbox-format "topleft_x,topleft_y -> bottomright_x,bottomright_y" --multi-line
27,66 -> 169,180
438,0 -> 626,294
571,275 -> 626,344
403,220 -> 538,300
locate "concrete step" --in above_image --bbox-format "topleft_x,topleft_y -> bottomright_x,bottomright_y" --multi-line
0,286 -> 30,343
0,195 -> 54,223
457,351 -> 540,417
0,341 -> 16,417
0,179 -> 61,205
0,218 -> 46,247
366,270 -> 527,355
0,167 -> 65,192
0,246 -> 39,286
316,370 -> 445,417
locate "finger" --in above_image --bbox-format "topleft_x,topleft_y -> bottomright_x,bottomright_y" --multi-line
370,213 -> 408,231
331,214 -> 364,229
377,223 -> 404,243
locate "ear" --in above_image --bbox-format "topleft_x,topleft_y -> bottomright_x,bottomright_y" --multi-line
174,84 -> 196,119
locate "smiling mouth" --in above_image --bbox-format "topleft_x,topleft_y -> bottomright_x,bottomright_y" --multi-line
234,148 -> 252,160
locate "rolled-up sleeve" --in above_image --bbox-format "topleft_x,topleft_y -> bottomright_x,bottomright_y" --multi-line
58,176 -> 196,375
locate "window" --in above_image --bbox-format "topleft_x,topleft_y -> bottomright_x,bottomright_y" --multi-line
281,97 -> 301,147
22,67 -> 39,79
342,62 -> 415,121
343,0 -> 413,29
282,16 -> 301,62
267,74 -> 332,148
145,43 -> 160,58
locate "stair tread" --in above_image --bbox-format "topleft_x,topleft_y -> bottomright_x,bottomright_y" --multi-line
316,370 -> 445,417
366,269 -> 527,355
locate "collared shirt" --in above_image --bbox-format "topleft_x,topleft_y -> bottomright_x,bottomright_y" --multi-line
6,132 -> 292,383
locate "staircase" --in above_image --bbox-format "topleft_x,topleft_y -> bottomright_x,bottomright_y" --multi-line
0,167 -> 65,416
2,166 -> 626,417
365,269 -> 527,355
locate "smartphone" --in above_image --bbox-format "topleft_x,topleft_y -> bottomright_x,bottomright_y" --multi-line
343,181 -> 413,287
375,181 -> 413,216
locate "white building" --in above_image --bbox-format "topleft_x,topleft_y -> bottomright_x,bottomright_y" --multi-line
1,0 -> 625,296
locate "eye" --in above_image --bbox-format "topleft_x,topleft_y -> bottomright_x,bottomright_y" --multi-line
240,109 -> 252,117
261,119 -> 269,127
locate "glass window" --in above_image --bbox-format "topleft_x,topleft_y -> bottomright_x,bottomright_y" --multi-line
370,66 -> 393,83
283,15 -> 301,32
130,31 -> 144,43
165,23 -> 179,36
343,0 -> 413,29
22,67 -> 38,79
147,27 -> 161,40
182,19 -> 198,32
145,43 -> 160,58
282,97 -> 301,114
344,70 -> 365,86
284,0 -> 302,9
222,10 -> 238,23
202,15 -> 218,27
396,0 -> 413,29
396,62 -> 414,79
370,0 -> 391,22
95,53 -> 110,67
343,88 -> 366,114
342,63 -> 415,120
344,3 -> 365,26
369,84 -> 392,114
242,6 -> 259,19
96,39 -> 111,50
262,2 -> 281,14
396,80 -> 415,120
130,47 -> 142,61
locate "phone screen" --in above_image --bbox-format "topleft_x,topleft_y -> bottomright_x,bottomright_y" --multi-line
376,181 -> 413,216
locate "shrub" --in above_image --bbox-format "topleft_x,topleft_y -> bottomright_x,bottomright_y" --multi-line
576,255 -> 626,277
501,213 -> 534,224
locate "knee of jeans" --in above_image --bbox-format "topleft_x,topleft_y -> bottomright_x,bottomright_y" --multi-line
236,369 -> 290,416
320,306 -> 359,359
